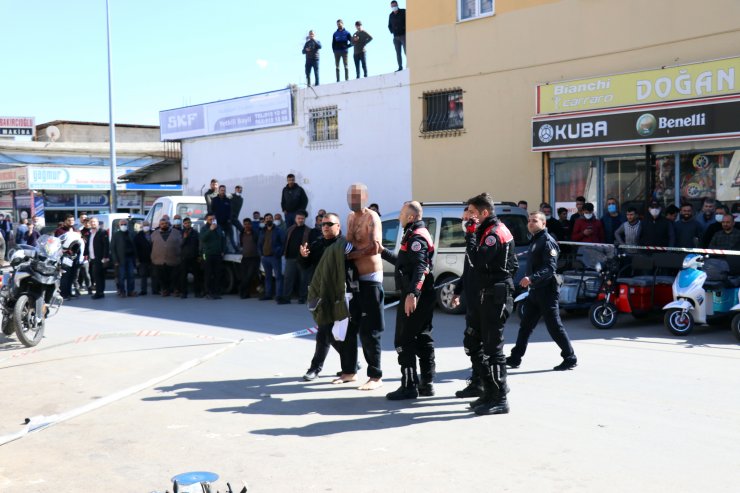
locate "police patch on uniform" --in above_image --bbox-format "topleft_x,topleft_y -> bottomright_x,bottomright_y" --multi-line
485,235 -> 496,246
411,241 -> 422,252
550,248 -> 558,257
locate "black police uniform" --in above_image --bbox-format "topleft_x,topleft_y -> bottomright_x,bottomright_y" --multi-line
453,247 -> 485,398
381,220 -> 436,400
508,228 -> 577,370
466,215 -> 518,415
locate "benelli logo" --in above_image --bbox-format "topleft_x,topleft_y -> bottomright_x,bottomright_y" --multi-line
538,121 -> 607,143
658,112 -> 706,129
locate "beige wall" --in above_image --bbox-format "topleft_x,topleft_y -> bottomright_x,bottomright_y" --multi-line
408,0 -> 740,206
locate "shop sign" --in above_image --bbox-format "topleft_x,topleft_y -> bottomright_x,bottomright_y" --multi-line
27,166 -> 111,190
0,117 -> 35,137
537,56 -> 740,114
0,192 -> 13,209
0,167 -> 28,191
117,192 -> 141,208
159,88 -> 293,140
78,194 -> 110,207
532,96 -> 740,151
45,194 -> 76,208
33,196 -> 45,218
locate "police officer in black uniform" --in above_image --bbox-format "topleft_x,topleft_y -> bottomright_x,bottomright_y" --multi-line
464,193 -> 518,415
507,211 -> 577,371
451,206 -> 484,399
381,201 -> 436,400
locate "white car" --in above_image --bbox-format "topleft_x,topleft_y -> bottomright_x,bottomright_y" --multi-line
380,201 -> 531,314
145,195 -> 207,228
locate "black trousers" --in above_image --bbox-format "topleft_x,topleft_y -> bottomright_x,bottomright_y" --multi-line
154,264 -> 176,293
138,262 -> 152,294
90,259 -> 106,296
394,284 -> 436,383
511,282 -> 575,360
180,257 -> 203,296
239,257 -> 260,297
469,282 -> 513,372
345,281 -> 384,379
204,254 -> 223,296
309,323 -> 344,372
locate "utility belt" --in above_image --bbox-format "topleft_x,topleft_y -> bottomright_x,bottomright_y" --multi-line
479,279 -> 514,305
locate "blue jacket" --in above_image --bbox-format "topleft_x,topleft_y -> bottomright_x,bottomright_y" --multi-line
601,213 -> 626,244
332,29 -> 352,53
258,226 -> 285,257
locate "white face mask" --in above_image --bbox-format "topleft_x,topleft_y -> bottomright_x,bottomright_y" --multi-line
259,223 -> 265,229
274,220 -> 282,226
143,226 -> 150,232
173,219 -> 182,226
234,192 -> 241,196
392,6 -> 399,11
584,213 -> 593,220
545,214 -> 552,220
649,208 -> 660,217
119,225 -> 128,232
715,214 -> 724,222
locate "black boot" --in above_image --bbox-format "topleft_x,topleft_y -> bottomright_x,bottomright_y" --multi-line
344,67 -> 349,81
418,379 -> 435,397
456,375 -> 483,398
386,367 -> 419,400
474,363 -> 510,416
336,68 -> 340,82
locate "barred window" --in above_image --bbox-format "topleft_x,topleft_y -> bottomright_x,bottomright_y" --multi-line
308,106 -> 338,142
458,0 -> 494,21
422,89 -> 464,134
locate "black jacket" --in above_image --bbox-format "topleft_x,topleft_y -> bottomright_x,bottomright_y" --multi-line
639,215 -> 674,247
281,184 -> 308,213
110,230 -> 136,264
204,190 -> 218,214
134,231 -> 152,264
526,228 -> 559,290
211,195 -> 232,225
231,194 -> 243,223
181,227 -> 200,260
86,229 -> 110,260
302,39 -> 322,60
388,8 -> 406,35
546,217 -> 565,241
381,221 -> 435,298
466,216 -> 518,288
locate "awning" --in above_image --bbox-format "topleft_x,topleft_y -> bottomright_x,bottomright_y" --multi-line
0,152 -> 163,168
118,159 -> 181,185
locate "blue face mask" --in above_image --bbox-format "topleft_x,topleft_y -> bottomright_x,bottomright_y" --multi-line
607,204 -> 617,214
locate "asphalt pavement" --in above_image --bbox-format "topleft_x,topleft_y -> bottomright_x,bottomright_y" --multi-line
1,292 -> 739,492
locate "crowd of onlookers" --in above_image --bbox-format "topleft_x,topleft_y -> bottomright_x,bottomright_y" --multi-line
523,196 -> 740,250
301,1 -> 406,86
0,174 -> 382,304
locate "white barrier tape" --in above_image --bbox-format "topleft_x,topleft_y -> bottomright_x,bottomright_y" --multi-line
559,240 -> 740,256
0,338 -> 242,447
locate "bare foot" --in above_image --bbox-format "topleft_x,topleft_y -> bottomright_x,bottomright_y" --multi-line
331,373 -> 357,384
358,378 -> 383,391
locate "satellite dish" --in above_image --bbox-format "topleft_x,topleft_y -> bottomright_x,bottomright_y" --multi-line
45,125 -> 61,142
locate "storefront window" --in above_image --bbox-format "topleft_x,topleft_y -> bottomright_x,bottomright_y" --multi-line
603,157 -> 646,212
553,158 -> 597,217
679,150 -> 738,209
651,154 -> 676,210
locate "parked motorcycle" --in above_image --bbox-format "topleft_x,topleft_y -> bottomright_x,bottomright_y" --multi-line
0,235 -> 72,347
662,254 -> 740,336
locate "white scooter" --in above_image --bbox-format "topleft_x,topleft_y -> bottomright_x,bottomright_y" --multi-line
663,254 -> 740,336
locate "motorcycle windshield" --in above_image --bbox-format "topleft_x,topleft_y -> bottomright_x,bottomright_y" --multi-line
575,244 -> 617,270
36,235 -> 63,262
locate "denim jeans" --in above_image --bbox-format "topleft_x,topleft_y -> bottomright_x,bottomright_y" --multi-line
353,52 -> 367,78
305,58 -> 319,86
261,256 -> 283,298
117,257 -> 136,294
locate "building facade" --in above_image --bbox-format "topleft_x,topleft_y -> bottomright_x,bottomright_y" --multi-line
168,71 -> 412,223
407,0 -> 740,215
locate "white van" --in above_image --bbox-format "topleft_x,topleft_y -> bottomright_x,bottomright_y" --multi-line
90,213 -> 146,241
145,196 -> 207,227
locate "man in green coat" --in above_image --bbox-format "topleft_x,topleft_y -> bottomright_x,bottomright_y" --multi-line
200,213 -> 226,299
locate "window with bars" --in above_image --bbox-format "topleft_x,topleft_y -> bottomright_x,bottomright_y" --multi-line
308,106 -> 339,142
422,89 -> 464,134
458,0 -> 494,21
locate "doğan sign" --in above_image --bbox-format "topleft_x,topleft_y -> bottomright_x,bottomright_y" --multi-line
537,56 -> 740,114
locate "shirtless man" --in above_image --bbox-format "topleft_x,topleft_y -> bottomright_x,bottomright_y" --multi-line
340,183 -> 384,390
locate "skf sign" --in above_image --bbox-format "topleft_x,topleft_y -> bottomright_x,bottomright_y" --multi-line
159,106 -> 205,140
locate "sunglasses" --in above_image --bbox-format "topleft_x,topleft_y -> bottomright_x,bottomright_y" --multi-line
321,222 -> 337,227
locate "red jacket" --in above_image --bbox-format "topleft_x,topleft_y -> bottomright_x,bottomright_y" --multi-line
572,217 -> 605,243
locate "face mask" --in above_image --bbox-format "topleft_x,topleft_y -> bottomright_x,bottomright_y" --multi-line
234,192 -> 241,196
545,214 -> 552,220
173,219 -> 182,226
212,220 -> 217,226
120,225 -> 128,232
143,226 -> 150,232
584,213 -> 593,220
649,208 -> 660,217
274,220 -> 281,226
259,223 -> 265,229
716,214 -> 725,222
266,220 -> 274,227
607,204 -> 617,214
392,6 -> 399,11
